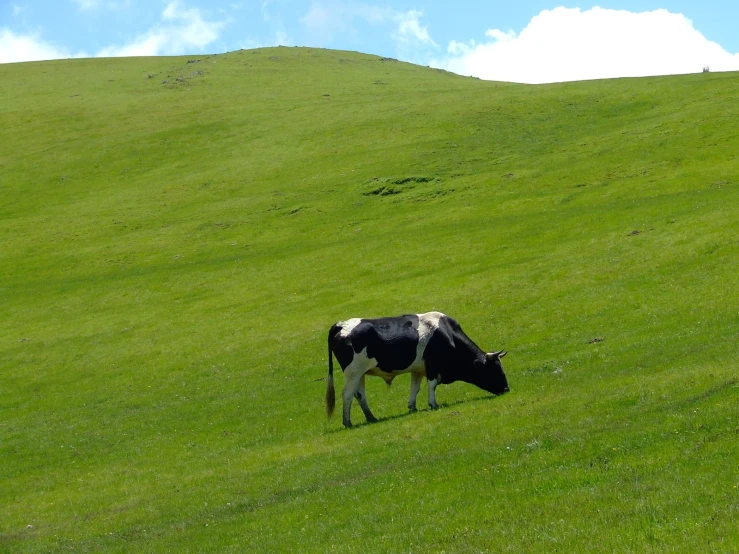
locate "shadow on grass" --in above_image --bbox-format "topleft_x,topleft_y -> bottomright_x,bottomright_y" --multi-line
326,392 -> 508,432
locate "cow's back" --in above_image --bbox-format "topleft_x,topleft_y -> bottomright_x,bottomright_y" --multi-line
330,312 -> 455,374
351,315 -> 420,372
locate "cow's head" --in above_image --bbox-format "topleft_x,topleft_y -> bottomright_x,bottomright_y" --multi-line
479,350 -> 509,394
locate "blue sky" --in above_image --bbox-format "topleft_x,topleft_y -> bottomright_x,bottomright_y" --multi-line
2,1 -> 738,83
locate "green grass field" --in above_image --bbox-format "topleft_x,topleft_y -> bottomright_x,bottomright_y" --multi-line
1,46 -> 737,552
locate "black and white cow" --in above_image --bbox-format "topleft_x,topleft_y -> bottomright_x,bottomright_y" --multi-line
326,311 -> 509,427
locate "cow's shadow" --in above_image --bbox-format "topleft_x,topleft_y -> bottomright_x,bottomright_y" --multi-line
326,393 -> 503,432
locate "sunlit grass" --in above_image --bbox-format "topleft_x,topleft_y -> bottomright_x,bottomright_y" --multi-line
1,47 -> 737,552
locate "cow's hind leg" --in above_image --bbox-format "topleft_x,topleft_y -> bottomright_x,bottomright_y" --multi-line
408,371 -> 423,412
341,348 -> 377,428
341,370 -> 363,428
354,374 -> 378,423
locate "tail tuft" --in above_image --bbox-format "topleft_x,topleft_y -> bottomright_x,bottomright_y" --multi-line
326,326 -> 336,418
326,374 -> 335,418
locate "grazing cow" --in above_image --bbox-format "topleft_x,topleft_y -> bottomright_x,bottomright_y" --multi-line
326,311 -> 509,428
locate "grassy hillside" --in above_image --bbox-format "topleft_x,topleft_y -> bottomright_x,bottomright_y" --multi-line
1,47 -> 737,552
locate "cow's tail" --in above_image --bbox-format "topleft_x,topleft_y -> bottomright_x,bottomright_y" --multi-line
326,327 -> 336,418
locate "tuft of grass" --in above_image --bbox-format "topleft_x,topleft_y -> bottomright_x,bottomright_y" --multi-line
1,47 -> 738,552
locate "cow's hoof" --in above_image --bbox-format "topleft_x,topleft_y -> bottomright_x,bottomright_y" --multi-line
408,406 -> 417,413
366,416 -> 379,424
429,404 -> 439,410
343,421 -> 353,428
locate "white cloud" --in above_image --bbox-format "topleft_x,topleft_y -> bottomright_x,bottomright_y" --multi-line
259,0 -> 292,46
96,1 -> 227,57
432,7 -> 739,84
0,28 -> 87,63
301,2 -> 434,50
301,1 -> 383,34
0,1 -> 223,64
237,29 -> 291,51
274,29 -> 290,46
393,9 -> 434,46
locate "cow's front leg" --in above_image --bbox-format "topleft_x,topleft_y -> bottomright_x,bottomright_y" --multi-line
427,377 -> 440,410
354,375 -> 378,423
408,371 -> 423,412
